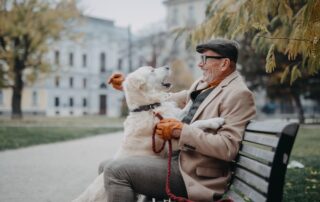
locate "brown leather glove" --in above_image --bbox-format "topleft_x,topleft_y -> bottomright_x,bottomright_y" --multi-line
107,73 -> 125,91
155,118 -> 183,140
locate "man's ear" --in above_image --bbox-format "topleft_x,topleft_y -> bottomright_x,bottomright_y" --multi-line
221,58 -> 231,71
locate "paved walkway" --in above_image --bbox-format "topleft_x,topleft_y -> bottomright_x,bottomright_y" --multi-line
0,132 -> 123,202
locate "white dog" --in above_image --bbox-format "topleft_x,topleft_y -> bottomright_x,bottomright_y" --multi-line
72,66 -> 224,202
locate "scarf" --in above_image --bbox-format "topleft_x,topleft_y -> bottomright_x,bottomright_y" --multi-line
207,67 -> 235,88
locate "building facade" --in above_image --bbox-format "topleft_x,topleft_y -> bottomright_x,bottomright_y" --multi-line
124,0 -> 210,77
0,16 -> 129,117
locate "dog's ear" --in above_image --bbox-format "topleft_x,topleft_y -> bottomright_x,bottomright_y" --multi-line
125,75 -> 146,90
132,78 -> 146,90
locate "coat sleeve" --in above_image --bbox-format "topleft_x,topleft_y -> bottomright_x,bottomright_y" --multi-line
178,89 -> 256,161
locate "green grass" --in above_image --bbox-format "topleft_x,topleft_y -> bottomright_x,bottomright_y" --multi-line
0,115 -> 125,127
0,127 -> 121,150
0,116 -> 124,150
283,125 -> 320,202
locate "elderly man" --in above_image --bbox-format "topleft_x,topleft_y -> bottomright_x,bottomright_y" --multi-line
104,39 -> 256,202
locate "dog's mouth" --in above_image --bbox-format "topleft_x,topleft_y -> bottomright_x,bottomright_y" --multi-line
161,82 -> 171,88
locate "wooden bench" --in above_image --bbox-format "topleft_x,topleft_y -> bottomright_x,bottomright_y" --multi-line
225,120 -> 299,202
149,120 -> 299,202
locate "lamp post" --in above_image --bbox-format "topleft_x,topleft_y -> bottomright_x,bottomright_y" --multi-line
128,25 -> 133,73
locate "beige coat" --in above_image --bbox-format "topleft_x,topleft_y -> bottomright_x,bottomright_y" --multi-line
170,71 -> 256,201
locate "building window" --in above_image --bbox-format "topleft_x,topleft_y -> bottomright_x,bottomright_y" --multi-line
54,51 -> 60,65
187,5 -> 195,26
83,78 -> 87,88
82,54 -> 87,67
100,52 -> 106,72
69,52 -> 74,66
69,97 -> 73,107
83,98 -> 87,107
117,59 -> 123,71
0,90 -> 3,105
55,76 -> 60,87
55,97 -> 60,107
171,8 -> 178,26
189,62 -> 194,69
188,5 -> 194,17
69,77 -> 73,88
139,57 -> 144,66
100,82 -> 107,89
32,91 -> 38,106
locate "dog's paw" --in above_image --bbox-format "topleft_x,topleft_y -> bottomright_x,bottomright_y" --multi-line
211,117 -> 225,126
191,117 -> 225,130
206,117 -> 224,129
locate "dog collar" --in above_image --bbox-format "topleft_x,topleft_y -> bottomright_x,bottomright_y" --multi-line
131,102 -> 161,112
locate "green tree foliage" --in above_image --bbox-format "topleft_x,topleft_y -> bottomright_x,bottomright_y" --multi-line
190,0 -> 320,123
0,0 -> 80,119
191,0 -> 320,82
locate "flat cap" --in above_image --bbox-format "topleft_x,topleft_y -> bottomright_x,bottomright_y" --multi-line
196,38 -> 239,62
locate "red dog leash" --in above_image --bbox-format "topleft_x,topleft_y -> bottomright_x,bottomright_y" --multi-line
152,113 -> 194,202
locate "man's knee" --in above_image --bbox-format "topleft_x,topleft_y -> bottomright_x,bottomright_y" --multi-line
103,156 -> 158,187
103,158 -> 133,189
98,159 -> 110,174
103,158 -> 127,179
103,157 -> 147,184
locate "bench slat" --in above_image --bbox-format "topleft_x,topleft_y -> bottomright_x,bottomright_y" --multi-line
237,156 -> 271,179
246,121 -> 291,134
235,167 -> 269,194
226,190 -> 245,202
244,132 -> 279,147
241,144 -> 274,163
232,179 -> 267,202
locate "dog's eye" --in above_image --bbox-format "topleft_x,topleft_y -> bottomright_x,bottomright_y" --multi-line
151,69 -> 155,73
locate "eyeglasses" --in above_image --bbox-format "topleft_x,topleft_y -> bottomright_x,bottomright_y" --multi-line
200,55 -> 226,64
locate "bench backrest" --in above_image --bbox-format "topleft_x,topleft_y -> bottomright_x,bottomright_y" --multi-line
226,120 -> 299,202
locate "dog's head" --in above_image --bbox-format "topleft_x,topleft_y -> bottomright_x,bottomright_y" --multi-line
123,66 -> 172,109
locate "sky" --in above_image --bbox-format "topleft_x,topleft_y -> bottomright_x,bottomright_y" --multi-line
79,0 -> 166,33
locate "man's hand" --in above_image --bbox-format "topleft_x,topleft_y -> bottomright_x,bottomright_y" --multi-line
155,118 -> 183,140
107,73 -> 125,91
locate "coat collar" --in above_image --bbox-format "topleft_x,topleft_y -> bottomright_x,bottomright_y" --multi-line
190,71 -> 240,123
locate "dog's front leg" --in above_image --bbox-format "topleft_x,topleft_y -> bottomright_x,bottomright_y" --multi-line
191,117 -> 225,130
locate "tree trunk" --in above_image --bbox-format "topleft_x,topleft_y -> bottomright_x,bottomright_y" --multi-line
291,90 -> 305,124
11,58 -> 24,119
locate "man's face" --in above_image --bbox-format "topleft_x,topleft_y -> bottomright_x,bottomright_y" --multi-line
198,50 -> 227,83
